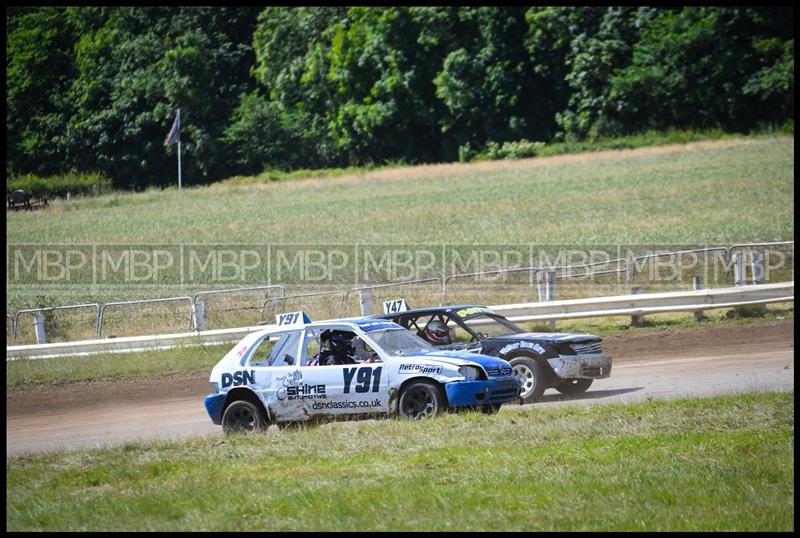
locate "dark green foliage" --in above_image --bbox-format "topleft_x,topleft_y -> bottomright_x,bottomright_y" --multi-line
6,6 -> 794,188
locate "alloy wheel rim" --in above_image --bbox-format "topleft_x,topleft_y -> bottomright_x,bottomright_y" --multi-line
513,364 -> 535,397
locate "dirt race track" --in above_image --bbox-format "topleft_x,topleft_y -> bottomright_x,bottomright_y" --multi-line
6,320 -> 794,456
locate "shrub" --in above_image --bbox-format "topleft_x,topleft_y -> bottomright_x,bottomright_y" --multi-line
6,172 -> 113,198
473,139 -> 546,161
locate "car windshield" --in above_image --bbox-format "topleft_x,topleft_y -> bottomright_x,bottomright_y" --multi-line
369,328 -> 434,356
461,313 -> 522,338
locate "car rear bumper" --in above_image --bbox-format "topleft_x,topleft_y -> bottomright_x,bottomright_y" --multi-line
547,352 -> 612,379
445,377 -> 521,407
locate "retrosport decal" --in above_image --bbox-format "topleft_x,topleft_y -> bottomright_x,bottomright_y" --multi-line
499,341 -> 545,355
398,364 -> 443,375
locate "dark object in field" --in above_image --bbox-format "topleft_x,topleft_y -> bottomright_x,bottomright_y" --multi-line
7,189 -> 48,211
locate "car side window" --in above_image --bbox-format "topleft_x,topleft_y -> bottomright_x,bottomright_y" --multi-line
272,331 -> 301,366
352,336 -> 381,363
411,315 -> 436,339
448,315 -> 475,343
249,336 -> 280,367
250,332 -> 301,367
302,328 -> 322,366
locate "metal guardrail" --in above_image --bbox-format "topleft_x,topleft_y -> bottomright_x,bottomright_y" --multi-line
97,296 -> 193,338
192,284 -> 286,306
13,304 -> 100,344
259,290 -> 347,323
491,282 -> 794,323
442,266 -> 539,304
728,241 -> 795,257
193,284 -> 286,330
343,278 -> 443,315
6,282 -> 793,360
5,241 -> 794,345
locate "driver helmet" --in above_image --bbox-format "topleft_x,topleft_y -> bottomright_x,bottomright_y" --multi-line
424,319 -> 451,345
329,331 -> 354,352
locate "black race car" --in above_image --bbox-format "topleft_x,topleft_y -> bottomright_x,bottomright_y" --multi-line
373,302 -> 612,403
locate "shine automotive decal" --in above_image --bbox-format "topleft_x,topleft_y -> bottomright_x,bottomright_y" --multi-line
276,369 -> 327,400
342,366 -> 382,393
398,364 -> 443,375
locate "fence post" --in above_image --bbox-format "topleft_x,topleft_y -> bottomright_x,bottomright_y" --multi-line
193,301 -> 206,332
359,288 -> 373,316
96,307 -> 104,339
751,252 -> 765,285
626,257 -> 636,285
34,313 -> 47,344
546,271 -> 556,330
630,287 -> 646,327
733,252 -> 747,286
692,276 -> 705,321
750,252 -> 767,315
536,272 -> 546,302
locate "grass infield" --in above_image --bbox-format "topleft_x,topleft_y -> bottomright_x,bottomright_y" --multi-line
5,391 -> 794,531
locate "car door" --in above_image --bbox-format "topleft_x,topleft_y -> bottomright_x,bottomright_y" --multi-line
245,329 -> 310,422
299,325 -> 390,416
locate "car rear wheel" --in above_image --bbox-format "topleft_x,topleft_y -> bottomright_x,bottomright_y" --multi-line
555,378 -> 593,395
510,356 -> 549,403
221,400 -> 266,434
399,380 -> 444,420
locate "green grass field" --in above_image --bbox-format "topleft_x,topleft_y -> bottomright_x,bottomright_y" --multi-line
8,136 -> 794,246
6,392 -> 793,531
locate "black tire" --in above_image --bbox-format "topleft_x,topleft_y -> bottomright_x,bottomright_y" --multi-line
398,380 -> 445,420
221,400 -> 266,434
555,378 -> 593,395
510,356 -> 550,404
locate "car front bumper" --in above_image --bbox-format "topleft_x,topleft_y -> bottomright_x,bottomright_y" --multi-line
445,377 -> 521,407
204,393 -> 226,425
546,352 -> 612,380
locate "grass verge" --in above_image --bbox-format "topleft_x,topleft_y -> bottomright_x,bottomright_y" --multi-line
6,391 -> 794,531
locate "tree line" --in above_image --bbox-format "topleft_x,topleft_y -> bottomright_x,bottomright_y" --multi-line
6,6 -> 794,189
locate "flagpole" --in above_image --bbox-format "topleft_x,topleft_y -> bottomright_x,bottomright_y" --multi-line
176,107 -> 182,191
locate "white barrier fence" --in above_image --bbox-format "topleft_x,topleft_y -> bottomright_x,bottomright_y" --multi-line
6,282 -> 793,361
493,281 -> 794,322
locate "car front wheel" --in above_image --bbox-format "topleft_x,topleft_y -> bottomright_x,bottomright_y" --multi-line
555,378 -> 593,395
221,400 -> 266,434
510,356 -> 549,404
399,381 -> 444,420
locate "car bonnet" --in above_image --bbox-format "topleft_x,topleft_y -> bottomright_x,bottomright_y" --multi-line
412,349 -> 512,370
491,332 -> 602,343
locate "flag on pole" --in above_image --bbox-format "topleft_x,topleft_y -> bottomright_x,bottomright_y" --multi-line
164,109 -> 180,146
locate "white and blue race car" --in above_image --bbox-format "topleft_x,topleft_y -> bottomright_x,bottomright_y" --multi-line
204,314 -> 522,433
